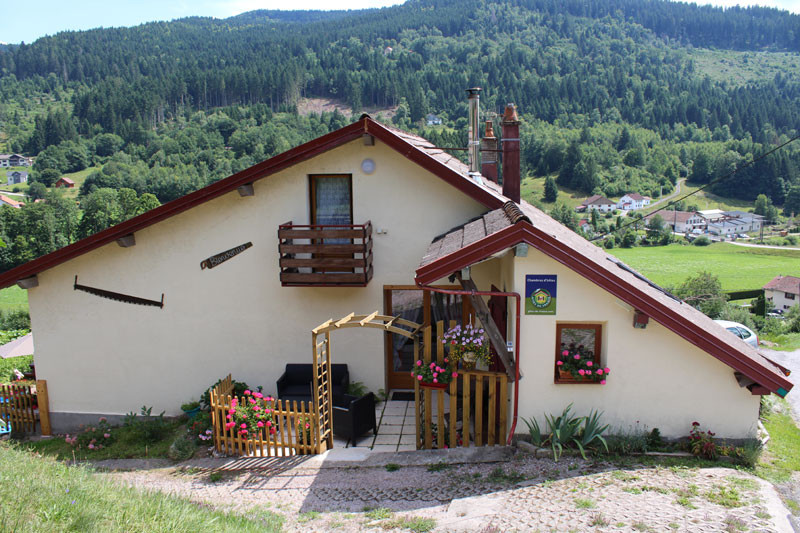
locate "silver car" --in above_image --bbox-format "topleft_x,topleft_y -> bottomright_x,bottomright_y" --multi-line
714,319 -> 759,348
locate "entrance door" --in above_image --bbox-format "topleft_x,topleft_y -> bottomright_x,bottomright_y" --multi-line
384,286 -> 473,390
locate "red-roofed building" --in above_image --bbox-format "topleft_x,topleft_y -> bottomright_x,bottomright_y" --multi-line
0,111 -> 789,440
764,275 -> 800,312
579,194 -> 615,213
0,195 -> 23,209
54,177 -> 75,188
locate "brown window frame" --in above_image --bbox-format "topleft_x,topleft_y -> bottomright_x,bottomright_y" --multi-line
309,174 -> 353,227
554,323 -> 603,384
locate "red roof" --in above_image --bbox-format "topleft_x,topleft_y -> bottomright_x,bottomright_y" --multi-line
646,211 -> 696,224
57,177 -> 75,185
763,275 -> 800,295
0,117 -> 506,289
0,195 -> 22,208
417,201 -> 793,397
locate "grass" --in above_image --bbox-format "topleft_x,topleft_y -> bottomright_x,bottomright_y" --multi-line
0,442 -> 284,532
487,466 -> 526,484
608,242 -> 800,292
426,461 -> 451,472
688,48 -> 800,87
56,166 -> 101,200
384,463 -> 400,472
382,517 -> 436,532
704,485 -> 743,508
574,497 -> 596,509
24,418 -> 186,461
760,332 -> 800,352
0,286 -> 29,314
756,398 -> 800,484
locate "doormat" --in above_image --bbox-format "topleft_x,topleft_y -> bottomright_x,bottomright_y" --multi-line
391,391 -> 415,401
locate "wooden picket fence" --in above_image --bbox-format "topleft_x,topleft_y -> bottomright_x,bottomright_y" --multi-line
415,321 -> 508,450
209,375 -> 325,457
0,380 -> 51,435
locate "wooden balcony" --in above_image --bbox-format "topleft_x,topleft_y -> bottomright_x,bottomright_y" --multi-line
278,221 -> 374,286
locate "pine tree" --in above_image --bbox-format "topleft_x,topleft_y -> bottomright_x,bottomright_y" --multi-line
543,176 -> 559,203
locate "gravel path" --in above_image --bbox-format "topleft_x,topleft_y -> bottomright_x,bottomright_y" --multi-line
102,450 -> 792,532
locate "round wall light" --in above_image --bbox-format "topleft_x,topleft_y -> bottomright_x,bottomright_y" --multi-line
361,158 -> 376,174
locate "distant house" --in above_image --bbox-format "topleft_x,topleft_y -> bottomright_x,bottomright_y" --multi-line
425,114 -> 443,126
0,154 -> 31,167
617,193 -> 651,211
580,194 -> 615,213
383,46 -> 393,56
697,209 -> 725,224
0,195 -> 23,208
6,171 -> 28,185
578,219 -> 592,233
55,177 -> 75,188
708,219 -> 751,237
764,275 -> 800,312
723,211 -> 763,232
645,210 -> 702,234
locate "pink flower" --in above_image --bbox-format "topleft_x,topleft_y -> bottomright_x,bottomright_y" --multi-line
265,421 -> 272,427
562,350 -> 569,357
240,423 -> 247,429
257,421 -> 264,428
416,360 -> 422,366
556,360 -> 564,366
604,367 -> 610,374
244,390 -> 251,395
452,372 -> 458,378
600,380 -> 606,385
226,422 -> 235,429
578,369 -> 585,376
433,378 -> 438,383
305,423 -> 310,429
444,358 -> 448,363
430,362 -> 436,369
254,392 -> 263,399
433,372 -> 438,378
103,433 -> 110,439
88,444 -> 95,449
229,409 -> 235,415
574,354 -> 580,360
99,417 -> 107,423
417,375 -> 423,381
596,369 -> 604,375
586,361 -> 593,367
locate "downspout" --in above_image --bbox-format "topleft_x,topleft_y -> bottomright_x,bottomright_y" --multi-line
414,280 -> 522,445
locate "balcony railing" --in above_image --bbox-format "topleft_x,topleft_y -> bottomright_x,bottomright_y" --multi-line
278,221 -> 373,286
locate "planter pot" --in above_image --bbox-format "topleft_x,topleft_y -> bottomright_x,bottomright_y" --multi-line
420,381 -> 449,390
182,407 -> 201,419
461,351 -> 477,370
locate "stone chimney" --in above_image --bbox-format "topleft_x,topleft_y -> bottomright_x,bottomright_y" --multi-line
481,120 -> 498,182
501,104 -> 520,203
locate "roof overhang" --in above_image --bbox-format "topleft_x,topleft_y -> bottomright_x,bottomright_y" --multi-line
415,220 -> 793,397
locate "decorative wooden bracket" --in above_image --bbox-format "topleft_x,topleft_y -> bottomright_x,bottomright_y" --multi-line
633,310 -> 649,329
200,242 -> 253,270
237,184 -> 255,197
116,234 -> 136,247
74,276 -> 164,308
458,276 -> 516,380
16,276 -> 39,289
734,372 -> 770,396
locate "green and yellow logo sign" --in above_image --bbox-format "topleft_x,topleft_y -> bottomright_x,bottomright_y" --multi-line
525,275 -> 557,315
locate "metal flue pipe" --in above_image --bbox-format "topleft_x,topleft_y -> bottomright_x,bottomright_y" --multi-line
467,88 -> 481,175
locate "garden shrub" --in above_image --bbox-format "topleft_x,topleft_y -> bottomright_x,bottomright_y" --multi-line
124,406 -> 170,443
0,310 -> 30,330
692,236 -> 711,246
64,417 -> 115,451
167,434 -> 197,461
0,354 -> 33,383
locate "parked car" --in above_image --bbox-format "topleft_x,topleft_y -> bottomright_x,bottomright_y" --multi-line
714,320 -> 759,348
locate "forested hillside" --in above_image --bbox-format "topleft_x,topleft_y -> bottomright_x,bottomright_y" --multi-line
0,0 -> 799,273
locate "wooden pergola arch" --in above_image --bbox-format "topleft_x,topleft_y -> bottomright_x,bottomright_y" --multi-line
310,311 -> 423,450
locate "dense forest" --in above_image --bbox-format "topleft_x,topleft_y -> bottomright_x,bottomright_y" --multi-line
0,0 -> 799,272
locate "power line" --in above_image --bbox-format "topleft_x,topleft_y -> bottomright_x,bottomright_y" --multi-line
589,134 -> 800,242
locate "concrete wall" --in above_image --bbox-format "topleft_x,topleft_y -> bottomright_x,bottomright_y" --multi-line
27,138 -> 486,425
511,251 -> 760,439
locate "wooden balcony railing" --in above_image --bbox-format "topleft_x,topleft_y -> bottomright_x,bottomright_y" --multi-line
278,221 -> 373,286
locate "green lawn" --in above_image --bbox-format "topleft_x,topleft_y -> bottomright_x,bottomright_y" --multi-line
57,165 -> 101,199
0,286 -> 29,314
0,443 -> 284,532
608,242 -> 800,292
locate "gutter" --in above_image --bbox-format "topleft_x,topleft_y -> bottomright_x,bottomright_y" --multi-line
414,280 -> 522,445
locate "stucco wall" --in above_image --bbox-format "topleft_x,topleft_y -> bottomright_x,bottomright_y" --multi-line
766,289 -> 798,312
511,252 -> 760,439
27,138 -> 486,419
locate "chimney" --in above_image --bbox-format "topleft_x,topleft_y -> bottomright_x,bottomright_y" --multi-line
481,120 -> 498,182
466,88 -> 481,175
502,103 -> 520,203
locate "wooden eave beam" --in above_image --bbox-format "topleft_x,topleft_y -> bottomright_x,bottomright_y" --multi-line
116,234 -> 135,248
458,276 -> 515,380
237,183 -> 255,197
16,275 -> 38,289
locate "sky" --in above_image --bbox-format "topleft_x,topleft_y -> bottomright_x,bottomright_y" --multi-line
1,0 -> 798,45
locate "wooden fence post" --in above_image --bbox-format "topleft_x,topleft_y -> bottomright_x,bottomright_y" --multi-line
36,380 -> 51,436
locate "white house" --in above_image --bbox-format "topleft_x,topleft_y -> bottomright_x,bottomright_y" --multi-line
764,275 -> 800,312
645,210 -> 703,234
580,194 -> 616,213
723,211 -> 763,232
0,110 -> 790,440
6,170 -> 28,185
708,219 -> 751,237
425,114 -> 443,126
617,193 -> 650,211
0,154 -> 31,167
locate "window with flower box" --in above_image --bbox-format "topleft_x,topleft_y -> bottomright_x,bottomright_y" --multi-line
554,323 -> 608,384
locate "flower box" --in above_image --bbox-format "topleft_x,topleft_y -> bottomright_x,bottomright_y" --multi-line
420,381 -> 449,390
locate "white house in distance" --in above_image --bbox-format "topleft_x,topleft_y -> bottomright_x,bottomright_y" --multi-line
617,193 -> 651,211
764,275 -> 800,312
644,210 -> 703,234
6,170 -> 28,185
0,107 -> 791,441
579,194 -> 616,213
0,154 -> 31,167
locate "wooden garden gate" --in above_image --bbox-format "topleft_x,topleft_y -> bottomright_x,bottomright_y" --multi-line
311,311 -> 423,450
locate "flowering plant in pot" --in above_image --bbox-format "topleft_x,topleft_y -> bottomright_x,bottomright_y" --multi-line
441,323 -> 493,369
411,358 -> 458,389
556,345 -> 609,384
223,389 -> 277,438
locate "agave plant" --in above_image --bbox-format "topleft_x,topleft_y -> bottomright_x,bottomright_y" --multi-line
544,404 -> 583,461
574,409 -> 609,459
523,416 -> 547,447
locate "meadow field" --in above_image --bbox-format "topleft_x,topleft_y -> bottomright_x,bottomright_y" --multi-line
607,242 -> 800,292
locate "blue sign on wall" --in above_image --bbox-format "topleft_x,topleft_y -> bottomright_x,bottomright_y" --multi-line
525,275 -> 557,315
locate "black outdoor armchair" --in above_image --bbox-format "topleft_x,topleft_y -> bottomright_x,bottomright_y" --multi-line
332,392 -> 377,444
276,363 -> 350,404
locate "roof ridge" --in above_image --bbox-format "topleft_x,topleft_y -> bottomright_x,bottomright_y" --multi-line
501,201 -> 531,225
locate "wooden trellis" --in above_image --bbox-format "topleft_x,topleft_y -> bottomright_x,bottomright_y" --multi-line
312,311 -> 423,451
